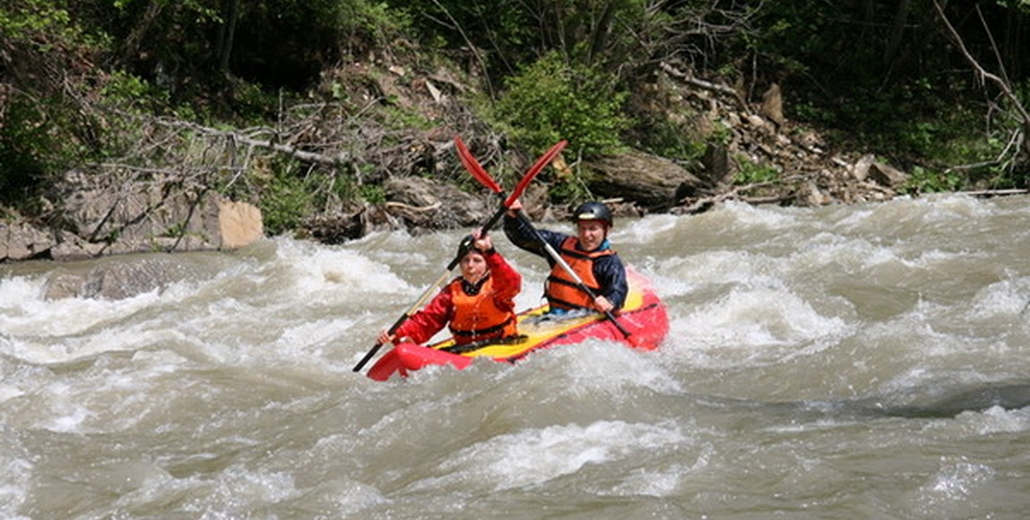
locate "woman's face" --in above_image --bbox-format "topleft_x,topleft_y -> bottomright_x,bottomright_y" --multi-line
460,251 -> 487,281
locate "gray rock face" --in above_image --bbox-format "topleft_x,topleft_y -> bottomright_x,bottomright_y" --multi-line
2,169 -> 263,263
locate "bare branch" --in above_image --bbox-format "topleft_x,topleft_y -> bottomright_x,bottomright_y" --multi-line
933,0 -> 1030,160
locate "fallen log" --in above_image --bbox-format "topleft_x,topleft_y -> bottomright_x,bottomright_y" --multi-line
584,149 -> 705,211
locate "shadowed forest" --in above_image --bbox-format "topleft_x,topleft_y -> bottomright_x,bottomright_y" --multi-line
3,0 -> 1030,236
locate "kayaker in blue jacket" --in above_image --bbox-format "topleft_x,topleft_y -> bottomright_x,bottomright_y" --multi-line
504,200 -> 627,315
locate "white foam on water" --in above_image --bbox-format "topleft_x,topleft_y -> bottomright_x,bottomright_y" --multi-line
33,381 -> 93,433
839,194 -> 991,236
6,193 -> 1030,518
18,323 -> 191,365
669,281 -> 850,368
642,269 -> 697,300
925,193 -> 995,219
275,317 -> 357,356
407,420 -> 684,492
663,250 -> 772,286
606,463 -> 692,497
715,199 -> 801,229
968,275 -> 1030,320
922,405 -> 1030,436
906,456 -> 997,517
613,214 -> 681,245
0,275 -> 163,338
179,464 -> 301,517
0,426 -> 33,520
270,236 -> 414,298
537,341 -> 683,395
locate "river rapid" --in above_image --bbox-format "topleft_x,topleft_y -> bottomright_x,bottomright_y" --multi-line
4,194 -> 1030,519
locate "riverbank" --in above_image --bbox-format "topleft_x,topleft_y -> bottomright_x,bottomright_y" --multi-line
0,58 -> 989,264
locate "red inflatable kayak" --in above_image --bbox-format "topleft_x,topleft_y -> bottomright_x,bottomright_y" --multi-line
366,268 -> 668,381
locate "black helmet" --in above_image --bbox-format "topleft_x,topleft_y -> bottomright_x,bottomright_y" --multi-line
571,201 -> 613,227
456,234 -> 477,258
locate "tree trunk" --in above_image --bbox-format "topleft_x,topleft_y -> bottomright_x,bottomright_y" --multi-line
216,0 -> 241,74
120,0 -> 166,66
587,1 -> 615,66
883,0 -> 911,68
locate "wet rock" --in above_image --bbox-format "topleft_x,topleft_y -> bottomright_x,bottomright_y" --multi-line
868,162 -> 909,188
302,204 -> 403,244
43,254 -> 202,300
0,164 -> 267,263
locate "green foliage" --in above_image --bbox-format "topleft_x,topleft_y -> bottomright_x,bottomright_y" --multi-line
625,92 -> 709,164
392,0 -> 659,91
163,222 -> 186,238
546,165 -> 595,205
5,0 -> 1030,228
0,0 -> 95,46
383,105 -> 434,131
0,0 -> 106,206
492,52 -> 629,157
706,121 -> 734,147
902,166 -> 965,194
343,0 -> 412,46
257,165 -> 314,237
734,157 -> 780,185
0,102 -> 50,205
387,0 -> 538,74
637,118 -> 707,164
360,185 -> 386,204
1001,0 -> 1030,14
100,70 -> 159,104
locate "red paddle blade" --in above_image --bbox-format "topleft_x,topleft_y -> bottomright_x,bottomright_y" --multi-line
505,140 -> 567,206
454,136 -> 502,194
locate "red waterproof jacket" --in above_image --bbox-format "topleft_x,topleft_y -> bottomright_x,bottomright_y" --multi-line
393,250 -> 521,345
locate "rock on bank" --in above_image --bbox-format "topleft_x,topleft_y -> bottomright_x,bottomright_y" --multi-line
1,170 -> 263,262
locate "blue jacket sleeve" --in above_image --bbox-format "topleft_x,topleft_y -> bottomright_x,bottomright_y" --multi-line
502,214 -> 568,266
593,254 -> 627,310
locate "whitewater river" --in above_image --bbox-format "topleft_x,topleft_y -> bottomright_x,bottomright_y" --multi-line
4,194 -> 1030,519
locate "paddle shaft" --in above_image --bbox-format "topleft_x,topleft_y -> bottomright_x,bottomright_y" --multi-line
352,267 -> 453,372
353,190 -> 517,373
514,210 -> 632,339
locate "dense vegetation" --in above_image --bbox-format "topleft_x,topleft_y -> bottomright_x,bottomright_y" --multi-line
3,0 -> 1030,233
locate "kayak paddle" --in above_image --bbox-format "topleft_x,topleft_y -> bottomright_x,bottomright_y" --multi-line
456,139 -> 634,342
350,237 -> 471,373
352,139 -> 549,373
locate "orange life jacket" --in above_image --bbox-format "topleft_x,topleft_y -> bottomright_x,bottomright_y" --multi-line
545,236 -> 615,311
447,275 -> 517,344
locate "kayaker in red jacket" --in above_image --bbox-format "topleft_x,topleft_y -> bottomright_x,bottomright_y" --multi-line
377,232 -> 522,346
503,200 -> 627,315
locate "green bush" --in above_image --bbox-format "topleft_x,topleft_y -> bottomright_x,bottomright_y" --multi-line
258,166 -> 314,237
902,166 -> 965,195
734,156 -> 780,185
491,51 -> 629,158
0,0 -> 98,206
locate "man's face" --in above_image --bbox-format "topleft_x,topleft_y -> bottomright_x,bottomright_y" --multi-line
576,220 -> 608,251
